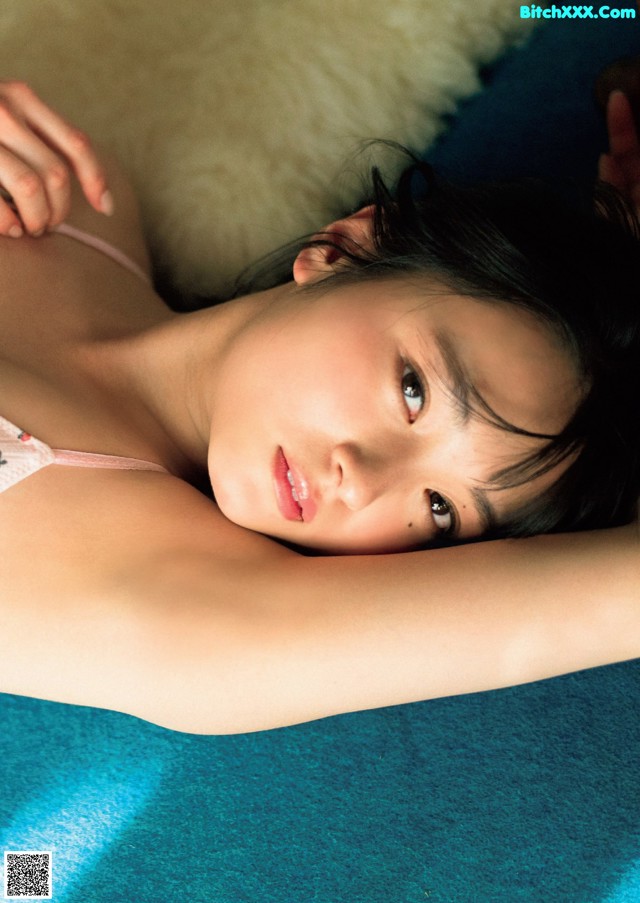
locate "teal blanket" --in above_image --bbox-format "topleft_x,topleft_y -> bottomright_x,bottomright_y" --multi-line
1,662 -> 638,901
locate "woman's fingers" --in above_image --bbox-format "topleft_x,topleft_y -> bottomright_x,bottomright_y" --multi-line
0,192 -> 24,237
0,143 -> 53,235
0,81 -> 112,229
0,107 -> 74,231
603,90 -> 640,214
15,84 -> 112,215
606,90 -> 638,158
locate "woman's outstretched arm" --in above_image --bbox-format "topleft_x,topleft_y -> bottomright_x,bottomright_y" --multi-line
3,468 -> 636,736
124,519 -> 639,734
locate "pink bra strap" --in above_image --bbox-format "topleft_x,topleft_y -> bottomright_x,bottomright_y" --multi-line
53,222 -> 152,284
52,448 -> 170,473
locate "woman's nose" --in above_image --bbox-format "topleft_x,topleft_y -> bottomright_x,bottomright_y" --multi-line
330,442 -> 389,511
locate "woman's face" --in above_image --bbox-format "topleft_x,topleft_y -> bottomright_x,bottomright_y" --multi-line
207,277 -> 580,554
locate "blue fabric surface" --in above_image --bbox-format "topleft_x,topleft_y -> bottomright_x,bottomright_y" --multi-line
2,13 -> 640,903
428,13 -> 640,187
1,662 -> 639,902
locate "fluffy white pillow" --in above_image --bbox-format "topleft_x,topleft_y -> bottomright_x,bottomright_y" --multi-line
0,0 -> 533,298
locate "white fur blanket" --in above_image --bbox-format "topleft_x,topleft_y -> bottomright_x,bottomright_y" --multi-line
0,1 -> 534,299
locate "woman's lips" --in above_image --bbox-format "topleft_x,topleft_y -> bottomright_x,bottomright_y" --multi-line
287,458 -> 318,522
274,448 -> 302,521
273,448 -> 317,523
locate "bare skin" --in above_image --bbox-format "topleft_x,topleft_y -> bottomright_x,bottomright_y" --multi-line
0,81 -> 637,734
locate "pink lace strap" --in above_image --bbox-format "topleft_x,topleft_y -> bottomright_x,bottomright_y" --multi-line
52,448 -> 170,473
53,222 -> 152,284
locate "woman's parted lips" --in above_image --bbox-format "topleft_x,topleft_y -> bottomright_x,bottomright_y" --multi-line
274,447 -> 317,523
287,455 -> 318,523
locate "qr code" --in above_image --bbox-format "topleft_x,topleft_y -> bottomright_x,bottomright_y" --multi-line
4,851 -> 52,899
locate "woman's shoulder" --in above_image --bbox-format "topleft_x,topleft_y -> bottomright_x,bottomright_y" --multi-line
0,460 -> 284,588
0,457 -> 287,730
0,462 -> 291,714
0,151 -> 163,418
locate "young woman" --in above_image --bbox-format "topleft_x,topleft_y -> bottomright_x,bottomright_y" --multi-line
0,81 -> 638,734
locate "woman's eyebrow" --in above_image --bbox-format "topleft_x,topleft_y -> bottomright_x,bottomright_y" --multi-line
470,486 -> 499,534
422,328 -> 500,533
432,329 -> 474,426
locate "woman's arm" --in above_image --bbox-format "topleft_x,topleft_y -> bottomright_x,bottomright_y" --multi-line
125,521 -> 639,734
3,467 -> 636,735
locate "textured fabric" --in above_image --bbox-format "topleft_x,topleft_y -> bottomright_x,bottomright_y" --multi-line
0,662 -> 638,903
427,14 -> 640,187
0,416 -> 56,490
0,415 -> 169,493
0,0 -> 537,299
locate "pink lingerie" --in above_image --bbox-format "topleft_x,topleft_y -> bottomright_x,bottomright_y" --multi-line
0,223 -> 170,493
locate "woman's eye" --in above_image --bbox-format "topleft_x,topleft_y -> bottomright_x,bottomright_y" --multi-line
401,365 -> 424,420
429,491 -> 454,534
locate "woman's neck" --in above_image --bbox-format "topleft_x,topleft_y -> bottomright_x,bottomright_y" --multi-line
84,280 -> 294,480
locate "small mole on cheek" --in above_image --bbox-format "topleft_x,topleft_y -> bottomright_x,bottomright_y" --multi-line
408,522 -> 413,528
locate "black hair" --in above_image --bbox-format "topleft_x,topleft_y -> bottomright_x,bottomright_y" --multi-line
234,151 -> 640,539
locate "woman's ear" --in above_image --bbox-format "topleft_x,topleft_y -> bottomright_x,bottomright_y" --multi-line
292,205 -> 376,285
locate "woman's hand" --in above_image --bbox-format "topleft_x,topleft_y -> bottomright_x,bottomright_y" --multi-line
0,80 -> 112,238
599,90 -> 640,215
